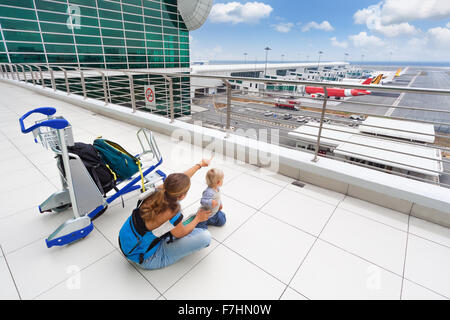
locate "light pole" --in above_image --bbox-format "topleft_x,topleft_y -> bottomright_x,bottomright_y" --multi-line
244,52 -> 248,64
345,53 -> 349,63
281,54 -> 285,63
264,46 -> 271,77
317,51 -> 323,69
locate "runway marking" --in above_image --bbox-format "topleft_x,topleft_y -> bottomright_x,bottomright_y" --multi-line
384,71 -> 421,117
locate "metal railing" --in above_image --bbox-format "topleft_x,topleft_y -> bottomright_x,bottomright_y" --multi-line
1,62 -> 450,188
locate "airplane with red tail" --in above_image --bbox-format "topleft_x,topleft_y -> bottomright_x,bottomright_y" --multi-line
305,77 -> 373,99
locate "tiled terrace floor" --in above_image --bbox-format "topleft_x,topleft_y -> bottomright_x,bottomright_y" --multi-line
0,82 -> 449,300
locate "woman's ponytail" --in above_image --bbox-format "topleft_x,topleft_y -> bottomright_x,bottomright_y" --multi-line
140,173 -> 191,223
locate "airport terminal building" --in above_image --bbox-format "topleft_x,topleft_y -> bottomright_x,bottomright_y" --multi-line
0,0 -> 213,115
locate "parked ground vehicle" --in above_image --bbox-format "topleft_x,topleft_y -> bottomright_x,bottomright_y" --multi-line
274,98 -> 300,111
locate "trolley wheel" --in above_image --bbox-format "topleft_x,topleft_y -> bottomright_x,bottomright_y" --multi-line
51,204 -> 71,213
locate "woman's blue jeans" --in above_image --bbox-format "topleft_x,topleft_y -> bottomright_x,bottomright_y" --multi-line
139,228 -> 211,270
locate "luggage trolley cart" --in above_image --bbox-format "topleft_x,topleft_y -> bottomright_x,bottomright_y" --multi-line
19,107 -> 166,248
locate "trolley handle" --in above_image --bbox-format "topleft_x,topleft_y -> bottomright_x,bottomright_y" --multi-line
19,107 -> 68,134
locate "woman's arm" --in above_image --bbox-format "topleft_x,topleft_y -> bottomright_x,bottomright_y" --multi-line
183,157 -> 212,179
170,208 -> 211,238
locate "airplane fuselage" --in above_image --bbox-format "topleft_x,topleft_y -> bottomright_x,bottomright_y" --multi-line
305,87 -> 371,98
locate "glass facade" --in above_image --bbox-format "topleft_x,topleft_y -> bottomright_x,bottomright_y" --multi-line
0,0 -> 190,69
0,0 -> 192,115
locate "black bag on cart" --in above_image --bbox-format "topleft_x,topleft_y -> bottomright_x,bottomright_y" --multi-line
66,142 -> 117,196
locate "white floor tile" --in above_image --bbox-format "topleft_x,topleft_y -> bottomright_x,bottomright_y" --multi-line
6,229 -> 115,299
138,239 -> 220,293
0,256 -> 20,300
404,234 -> 450,298
401,279 -> 447,300
35,251 -> 160,300
246,167 -> 295,187
0,206 -> 74,255
320,208 -> 407,275
164,245 -> 285,300
0,166 -> 48,194
260,188 -> 336,236
222,173 -> 283,210
290,240 -> 403,300
408,216 -> 450,248
280,287 -> 308,300
338,196 -> 409,231
0,179 -> 57,218
286,181 -> 345,206
225,212 -> 315,283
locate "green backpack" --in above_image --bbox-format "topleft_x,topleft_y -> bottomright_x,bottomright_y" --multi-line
93,138 -> 140,181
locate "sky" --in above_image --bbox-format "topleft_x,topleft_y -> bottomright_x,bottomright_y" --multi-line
189,0 -> 450,63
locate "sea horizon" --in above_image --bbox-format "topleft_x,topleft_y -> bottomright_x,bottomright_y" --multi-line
201,60 -> 450,67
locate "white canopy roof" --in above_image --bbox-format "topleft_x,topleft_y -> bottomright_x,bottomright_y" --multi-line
359,116 -> 435,143
334,135 -> 443,177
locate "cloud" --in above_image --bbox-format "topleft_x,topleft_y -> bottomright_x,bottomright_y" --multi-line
301,21 -> 334,32
330,37 -> 348,48
354,3 -> 418,37
271,22 -> 294,33
349,32 -> 385,47
427,26 -> 450,47
447,22 -> 450,28
378,0 -> 450,24
209,1 -> 273,24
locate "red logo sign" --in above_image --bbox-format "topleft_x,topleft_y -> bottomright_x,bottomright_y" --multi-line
145,87 -> 154,103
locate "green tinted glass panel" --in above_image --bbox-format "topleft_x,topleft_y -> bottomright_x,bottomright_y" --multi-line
35,0 -> 68,13
128,55 -> 146,62
98,9 -> 121,20
162,19 -> 177,28
0,6 -> 36,20
97,0 -> 120,11
78,6 -> 97,17
42,33 -> 74,44
7,42 -> 44,53
45,43 -> 76,53
37,11 -> 68,23
123,0 -> 141,6
163,27 -> 177,35
47,54 -> 77,63
3,30 -> 41,42
127,47 -> 145,55
40,22 -> 72,34
100,19 -> 122,29
0,18 -> 39,31
105,55 -> 126,62
126,30 -> 144,39
74,26 -> 100,36
144,17 -> 161,26
179,50 -> 189,56
101,28 -> 123,38
104,46 -> 125,55
0,42 -> 5,51
102,37 -> 124,46
0,0 -> 34,8
125,21 -> 143,31
0,54 -> 8,62
146,32 -> 162,41
69,0 -> 96,7
144,9 -> 160,18
122,4 -> 141,15
77,45 -> 103,54
78,54 -> 103,62
126,39 -> 144,47
147,41 -> 163,48
75,35 -> 101,45
143,0 -> 160,9
10,53 -> 46,63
